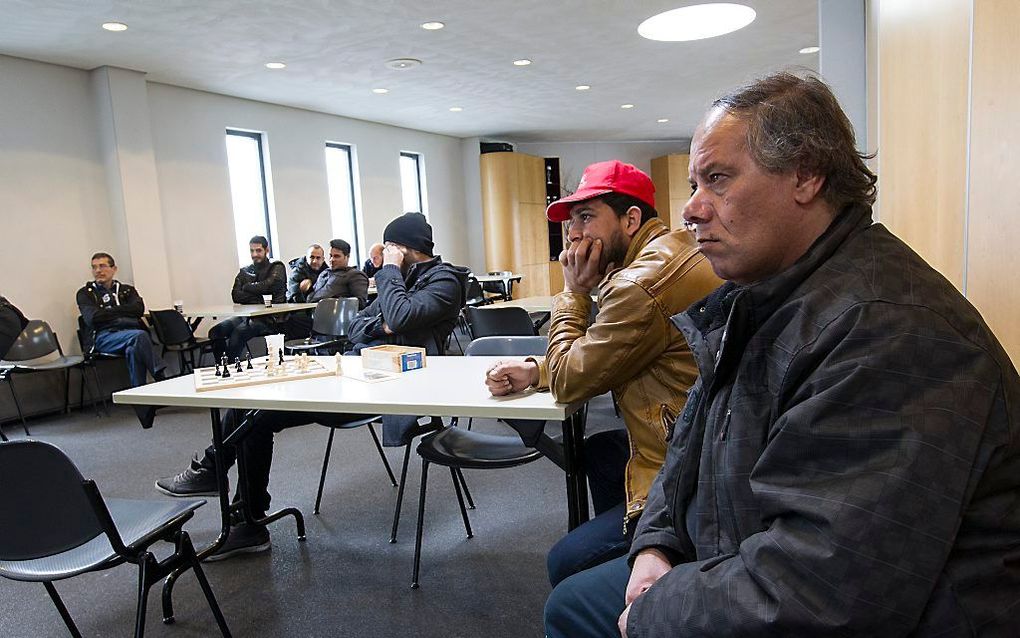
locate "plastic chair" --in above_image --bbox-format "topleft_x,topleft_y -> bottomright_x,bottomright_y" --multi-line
149,310 -> 214,376
284,298 -> 358,355
0,439 -> 231,637
310,413 -> 395,515
463,306 -> 537,339
482,271 -> 516,302
0,320 -> 95,436
404,336 -> 551,588
76,316 -> 121,416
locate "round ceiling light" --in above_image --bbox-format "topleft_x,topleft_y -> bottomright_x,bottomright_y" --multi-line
621,104 -> 635,109
575,85 -> 591,91
799,46 -> 820,54
265,62 -> 286,69
449,106 -> 463,112
385,58 -> 422,70
657,118 -> 670,123
372,88 -> 389,94
638,3 -> 756,42
421,21 -> 445,30
102,22 -> 128,32
513,59 -> 532,66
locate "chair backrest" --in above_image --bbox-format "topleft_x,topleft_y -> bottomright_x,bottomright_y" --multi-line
464,306 -> 536,338
464,277 -> 486,307
1,320 -> 61,364
311,297 -> 360,337
0,440 -> 103,561
76,316 -> 94,354
149,309 -> 194,346
465,336 -> 548,357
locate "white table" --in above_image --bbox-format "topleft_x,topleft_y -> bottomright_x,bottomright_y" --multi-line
474,273 -> 523,301
113,355 -> 589,551
183,303 -> 316,320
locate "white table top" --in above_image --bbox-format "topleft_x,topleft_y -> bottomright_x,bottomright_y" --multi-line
182,303 -> 316,319
491,294 -> 598,313
113,356 -> 582,421
474,273 -> 523,284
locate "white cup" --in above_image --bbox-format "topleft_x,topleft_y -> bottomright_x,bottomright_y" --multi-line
173,300 -> 184,314
262,294 -> 273,308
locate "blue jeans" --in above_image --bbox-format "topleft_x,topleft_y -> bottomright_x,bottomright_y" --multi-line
94,328 -> 165,387
209,317 -> 274,361
545,555 -> 630,638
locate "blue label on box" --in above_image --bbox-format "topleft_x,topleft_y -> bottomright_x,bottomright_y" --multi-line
401,352 -> 423,371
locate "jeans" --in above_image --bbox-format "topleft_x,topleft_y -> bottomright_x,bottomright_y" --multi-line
546,429 -> 631,586
209,317 -> 274,361
94,328 -> 165,387
544,555 -> 630,638
195,409 -> 359,516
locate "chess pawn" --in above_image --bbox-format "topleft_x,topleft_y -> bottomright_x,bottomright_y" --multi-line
221,361 -> 231,378
235,357 -> 243,373
335,352 -> 343,377
247,353 -> 254,370
215,361 -> 221,377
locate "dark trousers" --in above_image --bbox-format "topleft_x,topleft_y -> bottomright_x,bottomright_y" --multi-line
208,317 -> 274,361
94,328 -> 165,387
546,429 -> 631,586
282,312 -> 313,341
544,555 -> 630,638
195,409 -> 357,516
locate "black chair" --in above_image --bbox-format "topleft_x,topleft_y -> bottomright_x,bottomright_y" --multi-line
149,309 -> 214,376
76,316 -> 122,416
0,320 -> 96,436
0,439 -> 231,637
463,306 -> 537,339
481,271 -> 516,302
311,413 -> 395,514
284,298 -> 358,355
405,336 -> 552,588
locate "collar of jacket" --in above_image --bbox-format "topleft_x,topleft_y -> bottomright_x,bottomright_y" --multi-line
404,255 -> 443,287
600,217 -> 669,285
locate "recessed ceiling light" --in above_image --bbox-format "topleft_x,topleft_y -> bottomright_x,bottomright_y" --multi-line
657,118 -> 670,123
575,85 -> 591,91
638,3 -> 756,42
265,62 -> 286,69
513,59 -> 532,66
385,58 -> 422,71
621,104 -> 635,109
102,22 -> 128,32
372,88 -> 389,94
449,106 -> 463,112
421,21 -> 445,30
799,46 -> 820,54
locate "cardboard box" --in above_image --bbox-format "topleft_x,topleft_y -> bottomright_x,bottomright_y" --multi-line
362,345 -> 427,373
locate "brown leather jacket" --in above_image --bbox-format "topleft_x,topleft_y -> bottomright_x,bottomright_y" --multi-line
530,218 -> 721,525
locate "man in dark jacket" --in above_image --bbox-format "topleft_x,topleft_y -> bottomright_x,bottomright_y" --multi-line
0,296 -> 29,360
286,243 -> 325,302
156,215 -> 466,560
209,235 -> 287,360
362,243 -> 384,279
284,238 -> 369,338
546,73 -> 1020,638
75,252 -> 165,387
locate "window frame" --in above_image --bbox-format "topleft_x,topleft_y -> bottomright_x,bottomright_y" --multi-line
324,141 -> 363,266
225,129 -> 277,266
399,151 -> 426,216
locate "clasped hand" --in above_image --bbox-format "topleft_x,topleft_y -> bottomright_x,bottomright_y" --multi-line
561,237 -> 608,294
484,361 -> 539,395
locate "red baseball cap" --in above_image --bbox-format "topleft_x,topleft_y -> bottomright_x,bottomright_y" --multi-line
546,160 -> 656,222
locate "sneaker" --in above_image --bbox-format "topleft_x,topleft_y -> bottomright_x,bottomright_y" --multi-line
155,462 -> 218,497
134,405 -> 158,429
204,522 -> 271,562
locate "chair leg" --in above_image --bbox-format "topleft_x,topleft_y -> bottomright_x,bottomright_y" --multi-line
43,581 -> 82,638
454,468 -> 475,509
450,467 -> 474,538
7,376 -> 30,436
366,423 -> 398,486
313,428 -> 337,515
91,364 -> 110,416
78,366 -> 86,411
466,416 -> 473,431
180,531 -> 232,637
411,458 -> 430,589
389,441 -> 414,543
63,368 -> 71,414
77,365 -> 98,418
134,553 -> 155,638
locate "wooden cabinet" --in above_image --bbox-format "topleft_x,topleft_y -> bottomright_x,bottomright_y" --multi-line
480,151 -> 563,298
650,153 -> 691,230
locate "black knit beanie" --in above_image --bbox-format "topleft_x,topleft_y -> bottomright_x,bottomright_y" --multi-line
383,212 -> 434,256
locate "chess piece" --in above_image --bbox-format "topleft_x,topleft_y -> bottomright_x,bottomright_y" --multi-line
278,347 -> 285,366
221,361 -> 231,378
215,361 -> 221,377
335,352 -> 343,377
235,357 -> 243,373
247,352 -> 254,370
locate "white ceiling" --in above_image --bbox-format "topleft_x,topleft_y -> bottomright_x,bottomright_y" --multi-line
0,0 -> 819,142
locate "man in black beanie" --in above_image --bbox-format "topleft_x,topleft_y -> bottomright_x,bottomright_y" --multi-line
349,212 -> 470,444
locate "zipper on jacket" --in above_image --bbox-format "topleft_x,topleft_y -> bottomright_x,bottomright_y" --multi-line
718,407 -> 732,441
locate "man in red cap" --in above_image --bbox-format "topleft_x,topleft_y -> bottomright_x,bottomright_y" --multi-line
485,159 -> 720,586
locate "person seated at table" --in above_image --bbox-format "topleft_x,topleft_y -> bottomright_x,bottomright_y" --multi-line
349,212 -> 470,446
76,252 -> 166,389
284,239 -> 369,339
154,214 -> 467,560
485,161 -> 720,588
362,242 -> 385,279
286,243 -> 325,302
546,73 -> 1020,638
0,295 -> 29,359
209,235 -> 286,361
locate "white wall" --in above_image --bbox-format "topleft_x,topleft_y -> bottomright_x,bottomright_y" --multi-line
511,140 -> 691,195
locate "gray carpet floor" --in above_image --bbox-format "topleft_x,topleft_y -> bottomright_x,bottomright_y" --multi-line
0,388 -> 621,637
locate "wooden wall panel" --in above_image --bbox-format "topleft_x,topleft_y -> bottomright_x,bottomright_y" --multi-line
650,154 -> 690,231
876,0 -> 970,289
965,0 -> 1020,365
479,152 -> 517,272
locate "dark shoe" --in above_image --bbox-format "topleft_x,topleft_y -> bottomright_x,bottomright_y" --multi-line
134,405 -> 158,429
204,522 -> 271,562
155,461 -> 218,497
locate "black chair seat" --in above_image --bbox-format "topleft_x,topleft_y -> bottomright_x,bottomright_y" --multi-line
1,354 -> 84,372
0,498 -> 203,582
163,337 -> 212,353
417,427 -> 543,470
283,335 -> 342,352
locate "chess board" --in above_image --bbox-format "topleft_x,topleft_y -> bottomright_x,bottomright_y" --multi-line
193,356 -> 334,392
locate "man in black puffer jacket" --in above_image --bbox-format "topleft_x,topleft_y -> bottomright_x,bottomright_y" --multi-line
209,235 -> 286,360
286,243 -> 325,302
0,295 -> 29,360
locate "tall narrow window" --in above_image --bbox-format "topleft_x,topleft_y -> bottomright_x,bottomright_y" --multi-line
225,129 -> 277,267
325,142 -> 362,265
399,151 -> 426,215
